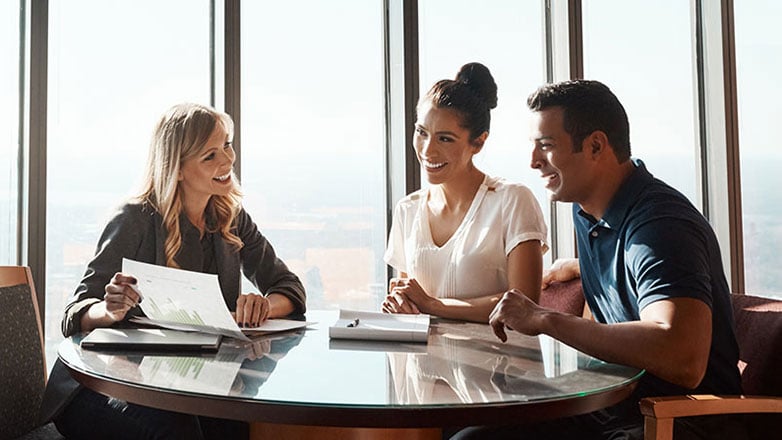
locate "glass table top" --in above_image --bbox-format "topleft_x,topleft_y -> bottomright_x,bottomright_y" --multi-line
59,310 -> 643,410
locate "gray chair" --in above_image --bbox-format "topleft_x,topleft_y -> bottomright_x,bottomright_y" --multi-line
0,266 -> 63,440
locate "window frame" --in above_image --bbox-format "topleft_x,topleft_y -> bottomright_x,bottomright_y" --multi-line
12,0 -> 753,347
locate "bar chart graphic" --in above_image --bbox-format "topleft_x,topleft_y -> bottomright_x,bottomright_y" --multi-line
139,356 -> 242,395
142,295 -> 208,326
123,258 -> 248,341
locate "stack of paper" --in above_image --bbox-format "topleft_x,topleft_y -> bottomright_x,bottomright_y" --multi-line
123,258 -> 311,341
329,309 -> 430,343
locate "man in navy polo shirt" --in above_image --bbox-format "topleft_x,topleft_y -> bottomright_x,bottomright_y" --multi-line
452,80 -> 745,439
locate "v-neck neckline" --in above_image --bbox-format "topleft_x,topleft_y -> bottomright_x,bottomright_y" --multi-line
421,175 -> 489,249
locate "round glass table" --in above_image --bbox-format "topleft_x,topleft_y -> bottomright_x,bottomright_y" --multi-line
59,310 -> 643,429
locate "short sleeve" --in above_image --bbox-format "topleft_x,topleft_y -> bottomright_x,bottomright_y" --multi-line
627,218 -> 713,311
502,184 -> 549,255
384,200 -> 408,274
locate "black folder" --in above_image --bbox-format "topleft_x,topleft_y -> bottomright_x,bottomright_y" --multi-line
80,328 -> 222,352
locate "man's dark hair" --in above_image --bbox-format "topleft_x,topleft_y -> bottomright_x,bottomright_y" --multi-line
527,80 -> 631,162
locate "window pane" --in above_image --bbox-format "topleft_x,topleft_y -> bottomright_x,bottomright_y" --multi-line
418,0 -> 549,264
583,0 -> 698,206
0,1 -> 20,265
241,1 -> 386,311
47,0 -> 211,368
735,1 -> 782,299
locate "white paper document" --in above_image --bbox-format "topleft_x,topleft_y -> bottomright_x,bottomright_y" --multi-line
124,258 -> 312,342
130,316 -> 312,336
240,318 -> 314,334
328,309 -> 430,343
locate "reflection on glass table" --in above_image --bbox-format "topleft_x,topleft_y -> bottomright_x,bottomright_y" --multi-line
64,331 -> 303,399
387,324 -> 634,405
59,311 -> 643,428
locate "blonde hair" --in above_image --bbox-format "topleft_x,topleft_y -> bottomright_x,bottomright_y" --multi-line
136,103 -> 243,268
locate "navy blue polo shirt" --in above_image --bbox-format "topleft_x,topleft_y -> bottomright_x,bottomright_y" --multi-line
574,160 -> 741,397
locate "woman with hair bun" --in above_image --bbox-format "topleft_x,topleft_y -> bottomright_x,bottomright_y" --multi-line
383,62 -> 548,322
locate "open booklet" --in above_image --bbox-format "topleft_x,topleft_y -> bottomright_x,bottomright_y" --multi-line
329,309 -> 430,343
123,258 -> 312,341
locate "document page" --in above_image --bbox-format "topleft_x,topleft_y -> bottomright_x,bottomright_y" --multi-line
123,258 -> 249,341
131,316 -> 313,335
241,319 -> 314,334
329,309 -> 430,343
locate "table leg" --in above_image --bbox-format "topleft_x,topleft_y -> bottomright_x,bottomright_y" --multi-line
249,423 -> 442,440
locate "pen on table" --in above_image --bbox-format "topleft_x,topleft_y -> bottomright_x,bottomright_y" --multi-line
129,283 -> 144,305
346,318 -> 360,328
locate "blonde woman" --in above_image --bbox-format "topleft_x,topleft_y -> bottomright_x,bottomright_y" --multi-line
44,103 -> 304,439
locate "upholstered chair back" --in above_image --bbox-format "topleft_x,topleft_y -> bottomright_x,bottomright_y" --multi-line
539,279 -> 586,317
0,266 -> 63,440
730,293 -> 782,396
0,285 -> 46,438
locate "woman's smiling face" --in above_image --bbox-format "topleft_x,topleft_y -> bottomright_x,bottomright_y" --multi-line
414,102 -> 484,185
178,121 -> 236,207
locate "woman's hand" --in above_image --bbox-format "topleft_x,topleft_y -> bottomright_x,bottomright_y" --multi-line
236,293 -> 270,328
382,277 -> 434,314
246,338 -> 272,361
102,272 -> 143,323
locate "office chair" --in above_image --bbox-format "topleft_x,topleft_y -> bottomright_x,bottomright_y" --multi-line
0,266 -> 63,440
540,278 -> 586,317
640,293 -> 782,439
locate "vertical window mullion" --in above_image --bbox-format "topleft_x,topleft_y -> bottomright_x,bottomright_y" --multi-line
223,0 -> 240,180
385,0 -> 420,279
545,0 -> 582,261
25,0 -> 48,323
13,0 -> 26,266
385,0 -> 420,212
694,0 -> 743,291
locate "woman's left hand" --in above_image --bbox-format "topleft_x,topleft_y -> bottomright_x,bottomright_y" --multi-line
236,293 -> 270,328
387,277 -> 437,314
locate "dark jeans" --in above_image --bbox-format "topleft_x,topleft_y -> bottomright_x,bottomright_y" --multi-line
447,396 -> 750,440
53,388 -> 248,440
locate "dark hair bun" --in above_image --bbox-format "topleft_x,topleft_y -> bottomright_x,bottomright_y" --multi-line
455,62 -> 498,110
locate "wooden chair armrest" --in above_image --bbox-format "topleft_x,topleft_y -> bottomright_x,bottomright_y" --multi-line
641,395 -> 782,440
640,394 -> 782,419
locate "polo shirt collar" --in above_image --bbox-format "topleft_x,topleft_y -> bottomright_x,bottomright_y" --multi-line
577,158 -> 653,229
